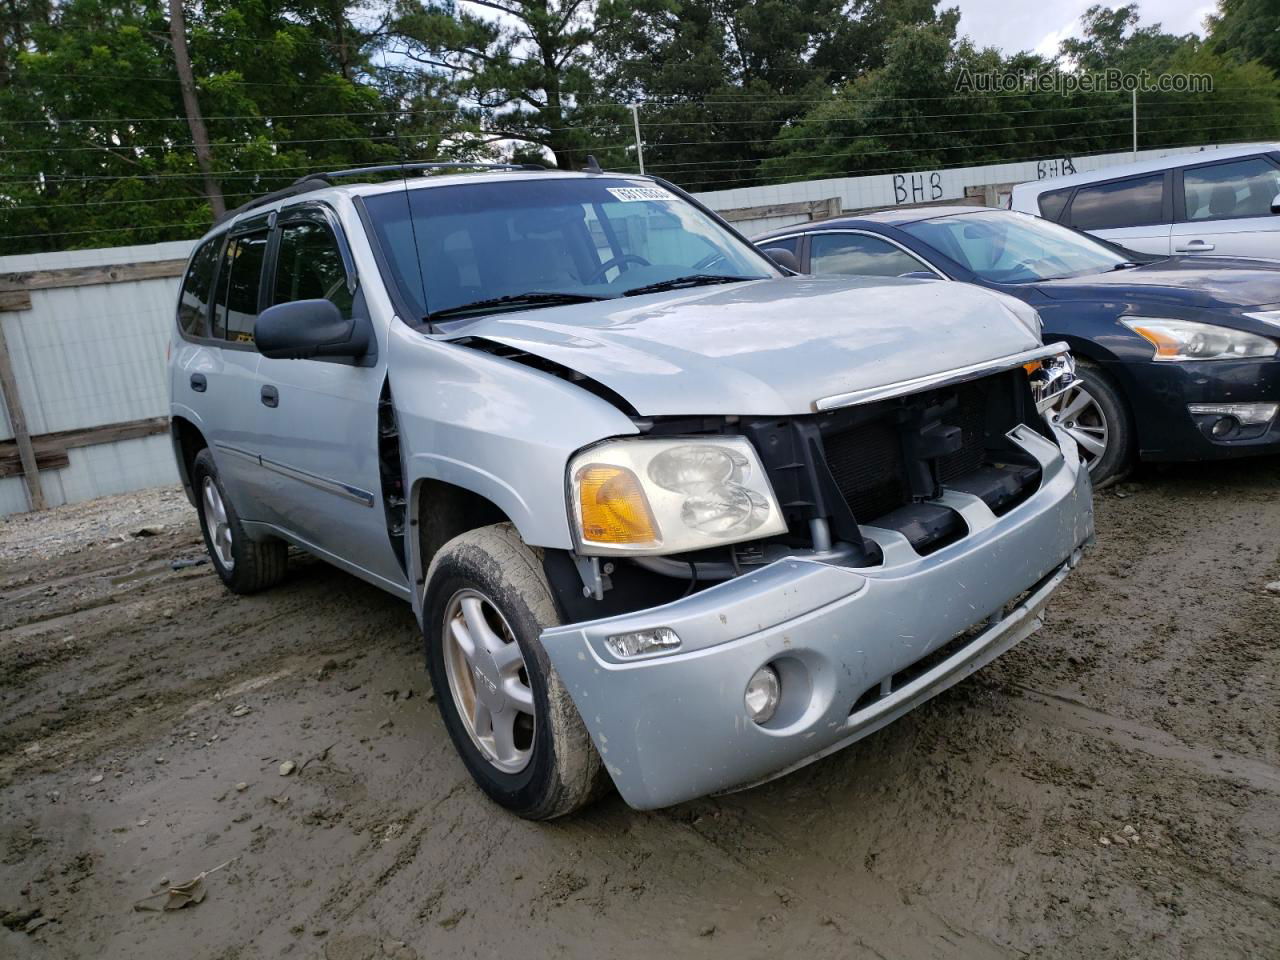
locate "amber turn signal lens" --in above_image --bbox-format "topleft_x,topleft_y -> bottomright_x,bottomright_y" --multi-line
576,464 -> 659,545
1126,324 -> 1182,359
1022,360 -> 1042,375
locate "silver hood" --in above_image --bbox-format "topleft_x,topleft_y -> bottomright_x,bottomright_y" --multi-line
449,275 -> 1043,416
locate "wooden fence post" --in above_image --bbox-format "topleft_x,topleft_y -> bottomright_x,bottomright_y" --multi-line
0,316 -> 46,511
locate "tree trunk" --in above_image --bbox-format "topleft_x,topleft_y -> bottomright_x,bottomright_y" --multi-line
167,0 -> 224,218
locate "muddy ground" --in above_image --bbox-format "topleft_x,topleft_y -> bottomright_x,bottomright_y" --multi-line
1,460 -> 1277,960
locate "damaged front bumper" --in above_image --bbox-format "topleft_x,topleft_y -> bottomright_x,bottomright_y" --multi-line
540,425 -> 1094,810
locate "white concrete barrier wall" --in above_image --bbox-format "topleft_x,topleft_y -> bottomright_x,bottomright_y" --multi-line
691,143 -> 1252,234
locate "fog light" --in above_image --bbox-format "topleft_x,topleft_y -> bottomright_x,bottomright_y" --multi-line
1188,401 -> 1278,425
604,627 -> 681,659
744,666 -> 781,724
1211,416 -> 1238,439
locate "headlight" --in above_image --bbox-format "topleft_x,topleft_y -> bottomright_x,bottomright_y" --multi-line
568,437 -> 787,555
1120,317 -> 1278,361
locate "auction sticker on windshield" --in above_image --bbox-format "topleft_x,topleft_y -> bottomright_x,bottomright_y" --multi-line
607,187 -> 671,203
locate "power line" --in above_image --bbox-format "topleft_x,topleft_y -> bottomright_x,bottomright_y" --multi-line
642,114 -> 1277,174
0,221 -> 203,241
0,190 -> 263,212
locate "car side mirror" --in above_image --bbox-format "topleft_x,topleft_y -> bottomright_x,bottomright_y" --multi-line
899,271 -> 938,281
760,246 -> 801,273
1271,192 -> 1280,214
255,299 -> 369,361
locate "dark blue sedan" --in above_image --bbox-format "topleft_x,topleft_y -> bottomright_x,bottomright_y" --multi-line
755,207 -> 1280,485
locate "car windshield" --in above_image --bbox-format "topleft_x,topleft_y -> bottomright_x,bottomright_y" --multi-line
361,176 -> 775,321
901,210 -> 1132,283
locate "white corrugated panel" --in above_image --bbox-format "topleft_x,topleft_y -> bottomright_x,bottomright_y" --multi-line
0,239 -> 196,515
5,278 -> 179,434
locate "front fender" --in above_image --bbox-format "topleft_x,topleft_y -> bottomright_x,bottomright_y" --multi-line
388,319 -> 640,615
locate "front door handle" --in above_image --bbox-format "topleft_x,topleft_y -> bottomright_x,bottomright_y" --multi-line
190,373 -> 207,392
260,385 -> 279,408
1175,240 -> 1215,252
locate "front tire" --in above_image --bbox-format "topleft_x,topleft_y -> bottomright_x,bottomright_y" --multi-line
423,524 -> 605,819
192,449 -> 288,594
1045,361 -> 1132,488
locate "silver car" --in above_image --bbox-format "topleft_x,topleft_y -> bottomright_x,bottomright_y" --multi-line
168,164 -> 1094,818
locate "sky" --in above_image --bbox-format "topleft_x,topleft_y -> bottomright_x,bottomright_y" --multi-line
953,0 -> 1219,59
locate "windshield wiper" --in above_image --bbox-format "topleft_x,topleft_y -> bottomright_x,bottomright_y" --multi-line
622,274 -> 762,297
426,291 -> 610,323
1112,261 -> 1143,271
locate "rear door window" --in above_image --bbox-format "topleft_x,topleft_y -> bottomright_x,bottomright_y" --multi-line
1067,174 -> 1165,230
1183,157 -> 1280,221
177,237 -> 221,338
212,231 -> 269,343
809,233 -> 930,277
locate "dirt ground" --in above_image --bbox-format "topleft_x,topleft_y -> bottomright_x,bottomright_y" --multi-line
1,459 -> 1277,960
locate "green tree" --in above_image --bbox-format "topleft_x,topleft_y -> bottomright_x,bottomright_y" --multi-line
1059,5 -> 1280,155
389,0 -> 618,168
595,0 -> 946,190
0,0 -> 466,254
1059,4 -> 1195,72
1208,0 -> 1280,76
761,14 -> 1124,183
762,4 -> 1280,189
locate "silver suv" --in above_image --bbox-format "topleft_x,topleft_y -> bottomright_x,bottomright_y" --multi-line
168,163 -> 1094,818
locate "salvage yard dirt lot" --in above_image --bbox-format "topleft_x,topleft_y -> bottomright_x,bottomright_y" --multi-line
1,459 -> 1278,960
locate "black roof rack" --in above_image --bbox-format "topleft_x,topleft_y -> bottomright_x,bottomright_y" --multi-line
214,161 -> 547,226
297,161 -> 546,184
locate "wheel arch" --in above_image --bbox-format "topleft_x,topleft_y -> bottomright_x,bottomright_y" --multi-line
170,415 -> 208,507
407,473 -> 518,621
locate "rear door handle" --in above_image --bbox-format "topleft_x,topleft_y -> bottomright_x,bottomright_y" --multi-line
1175,240 -> 1215,252
260,385 -> 279,408
190,373 -> 207,392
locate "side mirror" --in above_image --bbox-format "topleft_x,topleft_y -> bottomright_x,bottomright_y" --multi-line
760,246 -> 801,273
1271,192 -> 1280,214
255,299 -> 369,361
899,271 -> 939,281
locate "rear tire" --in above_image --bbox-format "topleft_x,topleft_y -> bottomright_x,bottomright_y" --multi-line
1045,361 -> 1132,488
423,523 -> 605,819
192,449 -> 288,594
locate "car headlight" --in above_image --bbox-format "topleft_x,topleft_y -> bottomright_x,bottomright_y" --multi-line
568,437 -> 787,556
1120,317 -> 1278,361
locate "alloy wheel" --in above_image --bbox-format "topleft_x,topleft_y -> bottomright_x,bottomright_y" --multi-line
441,588 -> 536,774
202,477 -> 235,570
1046,382 -> 1109,472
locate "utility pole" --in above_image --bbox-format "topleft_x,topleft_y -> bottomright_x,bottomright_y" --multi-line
630,103 -> 644,175
168,0 -> 225,218
1132,89 -> 1138,161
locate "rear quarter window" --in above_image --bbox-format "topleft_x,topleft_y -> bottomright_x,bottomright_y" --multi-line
1037,188 -> 1072,223
176,238 -> 221,338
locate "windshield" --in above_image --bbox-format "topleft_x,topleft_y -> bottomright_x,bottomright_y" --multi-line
901,210 -> 1131,283
361,177 -> 775,321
